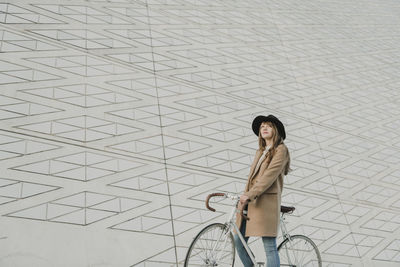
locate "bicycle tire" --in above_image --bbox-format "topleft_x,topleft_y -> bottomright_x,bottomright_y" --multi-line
277,234 -> 322,267
184,223 -> 235,267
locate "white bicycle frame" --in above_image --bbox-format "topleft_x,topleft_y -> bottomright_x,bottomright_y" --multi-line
215,193 -> 294,267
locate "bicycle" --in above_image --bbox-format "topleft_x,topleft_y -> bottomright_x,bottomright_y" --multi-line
184,192 -> 322,267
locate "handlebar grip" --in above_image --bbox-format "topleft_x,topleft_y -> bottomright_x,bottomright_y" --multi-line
206,193 -> 225,212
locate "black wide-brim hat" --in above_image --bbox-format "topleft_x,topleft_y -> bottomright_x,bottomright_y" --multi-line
252,115 -> 286,140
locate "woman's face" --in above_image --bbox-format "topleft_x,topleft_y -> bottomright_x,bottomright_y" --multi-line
260,122 -> 274,140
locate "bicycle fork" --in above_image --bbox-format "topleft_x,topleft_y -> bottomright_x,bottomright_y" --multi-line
211,206 -> 239,265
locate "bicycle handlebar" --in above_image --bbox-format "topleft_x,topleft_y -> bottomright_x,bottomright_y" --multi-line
205,192 -> 225,212
205,192 -> 250,221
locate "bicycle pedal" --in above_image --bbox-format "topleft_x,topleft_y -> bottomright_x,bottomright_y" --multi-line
256,262 -> 265,266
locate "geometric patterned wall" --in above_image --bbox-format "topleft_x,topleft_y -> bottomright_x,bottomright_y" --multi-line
1,0 -> 400,266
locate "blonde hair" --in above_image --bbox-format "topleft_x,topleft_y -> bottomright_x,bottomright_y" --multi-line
258,121 -> 291,175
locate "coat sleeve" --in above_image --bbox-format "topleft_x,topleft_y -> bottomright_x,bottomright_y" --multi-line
243,145 -> 288,202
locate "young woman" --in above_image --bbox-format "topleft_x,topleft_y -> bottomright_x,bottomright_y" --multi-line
234,114 -> 291,267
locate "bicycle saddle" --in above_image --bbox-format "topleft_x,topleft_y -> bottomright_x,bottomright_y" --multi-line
281,206 -> 295,214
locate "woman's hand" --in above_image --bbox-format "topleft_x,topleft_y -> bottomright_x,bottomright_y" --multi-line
238,194 -> 250,210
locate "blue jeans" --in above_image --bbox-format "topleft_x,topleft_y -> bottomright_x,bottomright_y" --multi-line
234,217 -> 280,267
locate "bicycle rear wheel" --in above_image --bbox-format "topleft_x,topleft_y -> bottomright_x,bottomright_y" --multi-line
277,234 -> 322,267
184,223 -> 235,267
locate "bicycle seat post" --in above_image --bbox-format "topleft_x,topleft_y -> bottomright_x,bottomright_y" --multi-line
280,211 -> 290,240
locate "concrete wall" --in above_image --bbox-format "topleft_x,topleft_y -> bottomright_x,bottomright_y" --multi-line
1,0 -> 400,266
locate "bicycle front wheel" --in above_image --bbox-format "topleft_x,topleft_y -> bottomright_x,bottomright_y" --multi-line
184,223 -> 235,267
278,234 -> 322,267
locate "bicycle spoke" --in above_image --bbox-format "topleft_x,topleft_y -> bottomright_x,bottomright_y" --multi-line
299,239 -> 311,265
278,235 -> 321,267
185,223 -> 235,267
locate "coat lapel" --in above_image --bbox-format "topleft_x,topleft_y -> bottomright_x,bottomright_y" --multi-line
245,150 -> 263,191
248,150 -> 262,178
245,150 -> 271,191
251,151 -> 270,179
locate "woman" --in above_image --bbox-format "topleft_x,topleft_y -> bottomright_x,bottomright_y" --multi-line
234,114 -> 291,267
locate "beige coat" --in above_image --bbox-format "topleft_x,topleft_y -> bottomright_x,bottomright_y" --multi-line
234,143 -> 289,237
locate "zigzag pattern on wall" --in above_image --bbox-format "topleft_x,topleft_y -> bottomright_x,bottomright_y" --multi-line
1,0 -> 400,266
